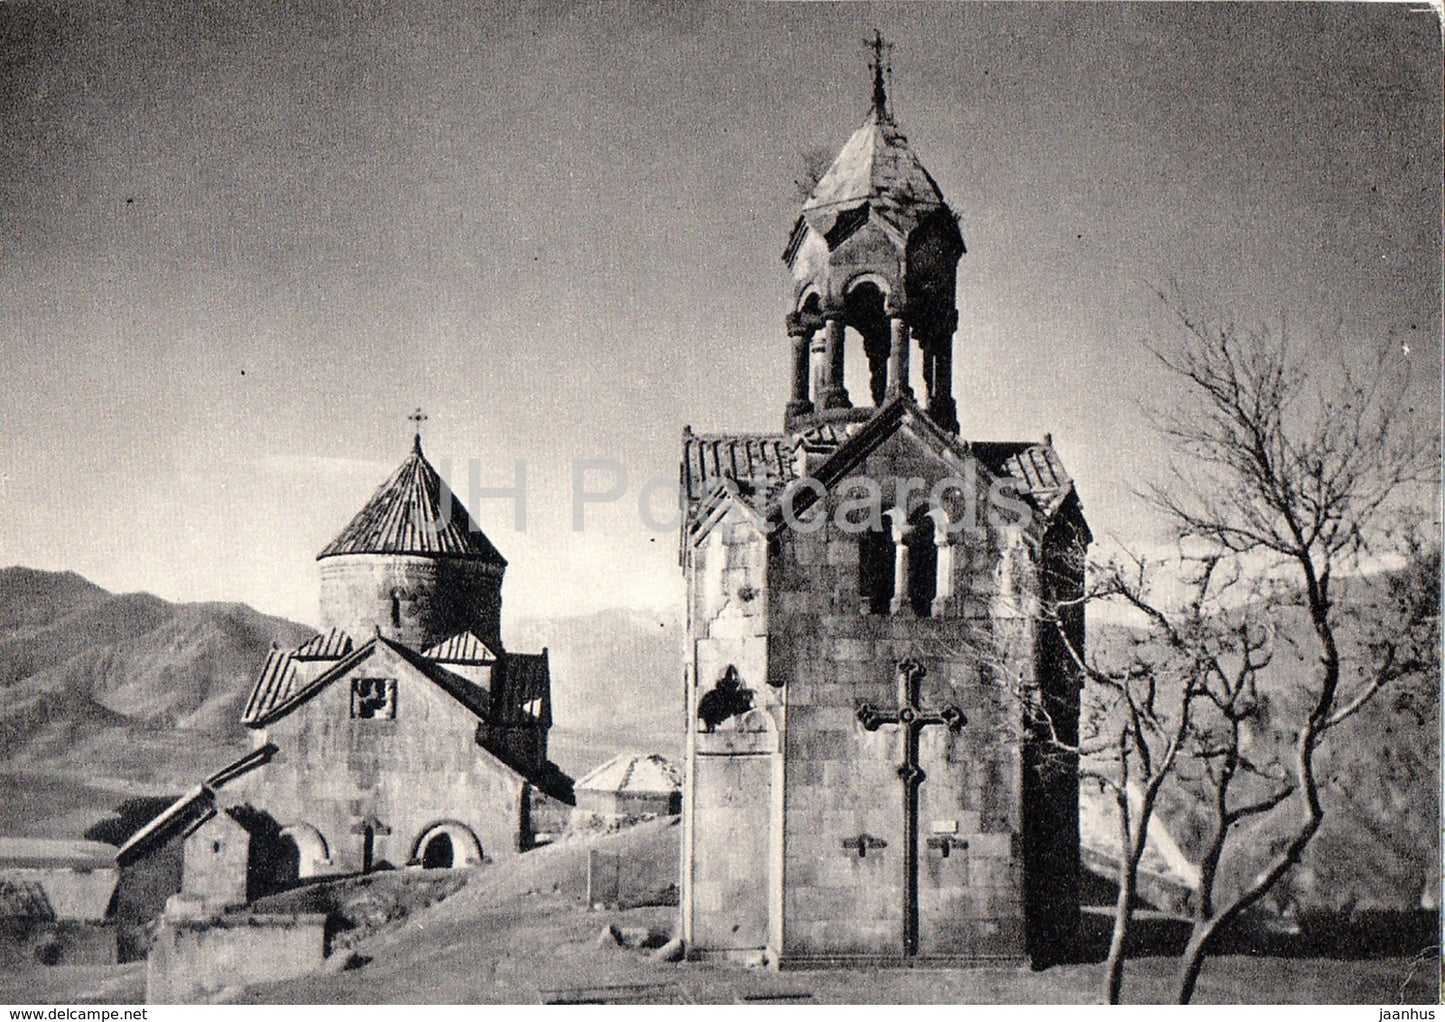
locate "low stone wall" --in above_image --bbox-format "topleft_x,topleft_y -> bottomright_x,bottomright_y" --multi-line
145,908 -> 327,1003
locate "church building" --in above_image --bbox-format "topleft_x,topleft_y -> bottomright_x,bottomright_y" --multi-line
120,430 -> 571,900
678,48 -> 1090,968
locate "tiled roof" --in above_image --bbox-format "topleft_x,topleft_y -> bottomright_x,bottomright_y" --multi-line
680,430 -> 796,510
243,641 -> 378,726
294,627 -> 354,660
679,400 -> 1085,547
242,636 -> 501,728
240,649 -> 300,724
973,441 -> 1075,516
384,639 -> 493,720
318,437 -> 507,564
423,630 -> 498,664
793,423 -> 851,451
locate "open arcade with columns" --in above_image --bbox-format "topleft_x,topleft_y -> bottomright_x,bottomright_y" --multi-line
678,45 -> 1090,968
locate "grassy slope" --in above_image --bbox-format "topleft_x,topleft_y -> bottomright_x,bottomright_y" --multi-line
2,820 -> 1433,1004
229,818 -> 1434,1005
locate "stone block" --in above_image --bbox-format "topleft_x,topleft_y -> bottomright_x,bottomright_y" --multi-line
786,783 -> 825,810
821,808 -> 858,834
789,884 -> 852,922
815,853 -> 855,887
693,882 -> 723,913
970,832 -> 1016,859
145,912 -> 326,1004
801,680 -> 845,708
794,539 -> 823,567
829,638 -> 870,663
788,759 -> 822,785
808,706 -> 857,731
802,730 -> 848,760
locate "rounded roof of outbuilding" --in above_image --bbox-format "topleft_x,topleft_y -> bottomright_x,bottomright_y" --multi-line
575,752 -> 682,795
317,436 -> 506,565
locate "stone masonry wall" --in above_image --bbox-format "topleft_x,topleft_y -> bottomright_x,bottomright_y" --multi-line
318,553 -> 503,651
145,913 -> 325,1003
181,813 -> 250,909
232,644 -> 527,872
683,506 -> 777,953
767,429 -> 1033,962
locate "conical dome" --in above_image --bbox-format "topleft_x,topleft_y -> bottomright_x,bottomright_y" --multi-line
318,436 -> 506,564
801,106 -> 950,232
316,436 -> 508,651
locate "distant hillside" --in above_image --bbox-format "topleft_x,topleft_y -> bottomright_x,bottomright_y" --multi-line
508,608 -> 683,769
0,567 -> 313,787
2,566 -> 1433,914
1088,563 -> 1440,916
0,569 -> 686,827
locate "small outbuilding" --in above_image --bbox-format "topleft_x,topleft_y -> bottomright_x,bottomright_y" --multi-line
0,837 -> 121,966
574,753 -> 682,820
0,838 -> 119,922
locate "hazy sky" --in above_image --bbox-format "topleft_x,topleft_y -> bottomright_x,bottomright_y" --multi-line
3,2 -> 1441,625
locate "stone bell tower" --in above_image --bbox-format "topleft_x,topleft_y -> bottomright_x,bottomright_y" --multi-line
679,36 -> 1089,969
782,31 -> 964,433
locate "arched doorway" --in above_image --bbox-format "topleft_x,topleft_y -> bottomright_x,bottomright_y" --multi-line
411,821 -> 483,869
421,832 -> 453,868
278,824 -> 330,878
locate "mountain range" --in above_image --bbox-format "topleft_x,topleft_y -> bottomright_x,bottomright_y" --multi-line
0,567 -> 682,815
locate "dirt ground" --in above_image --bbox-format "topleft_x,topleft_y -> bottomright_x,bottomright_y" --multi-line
2,817 -> 1437,1005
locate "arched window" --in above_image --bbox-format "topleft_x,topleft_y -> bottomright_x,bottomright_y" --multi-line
844,282 -> 890,406
421,831 -> 454,869
906,511 -> 938,618
410,821 -> 484,869
858,525 -> 895,615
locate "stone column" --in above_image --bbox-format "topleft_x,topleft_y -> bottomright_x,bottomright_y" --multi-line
888,512 -> 912,616
785,316 -> 814,422
820,316 -> 851,409
931,523 -> 955,618
809,334 -> 828,406
924,311 -> 959,433
885,316 -> 912,398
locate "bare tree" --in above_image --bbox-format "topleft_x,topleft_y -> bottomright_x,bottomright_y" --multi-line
794,145 -> 835,200
1140,300 -> 1440,1003
936,302 -> 1435,1001
1036,545 -> 1221,1004
944,537 -> 1210,1004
